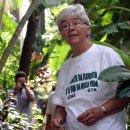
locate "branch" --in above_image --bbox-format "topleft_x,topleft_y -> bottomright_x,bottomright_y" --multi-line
0,0 -> 42,74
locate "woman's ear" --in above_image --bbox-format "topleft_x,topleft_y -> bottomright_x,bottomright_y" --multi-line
84,25 -> 91,38
86,26 -> 91,35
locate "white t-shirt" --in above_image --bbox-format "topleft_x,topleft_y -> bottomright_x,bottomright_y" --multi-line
53,44 -> 126,130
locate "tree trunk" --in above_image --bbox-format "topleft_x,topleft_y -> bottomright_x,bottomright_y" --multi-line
0,0 -> 42,74
0,0 -> 6,29
18,12 -> 40,75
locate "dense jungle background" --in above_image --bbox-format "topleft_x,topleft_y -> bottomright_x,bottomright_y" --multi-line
0,0 -> 130,129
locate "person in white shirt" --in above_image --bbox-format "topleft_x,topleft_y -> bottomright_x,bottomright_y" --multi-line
52,3 -> 130,130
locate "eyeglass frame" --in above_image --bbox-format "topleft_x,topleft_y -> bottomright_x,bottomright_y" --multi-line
60,19 -> 87,31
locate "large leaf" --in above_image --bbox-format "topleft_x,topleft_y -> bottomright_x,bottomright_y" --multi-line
43,0 -> 62,7
49,41 -> 71,80
99,23 -> 119,35
116,80 -> 130,98
117,22 -> 130,30
100,11 -> 113,26
99,22 -> 130,35
98,65 -> 130,98
98,65 -> 130,82
3,13 -> 17,34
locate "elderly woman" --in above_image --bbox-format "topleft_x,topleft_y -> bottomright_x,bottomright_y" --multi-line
52,4 -> 130,130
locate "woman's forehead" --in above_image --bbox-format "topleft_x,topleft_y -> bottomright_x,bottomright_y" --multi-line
61,16 -> 81,23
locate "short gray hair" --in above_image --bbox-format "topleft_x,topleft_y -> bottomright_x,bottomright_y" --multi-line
57,4 -> 91,30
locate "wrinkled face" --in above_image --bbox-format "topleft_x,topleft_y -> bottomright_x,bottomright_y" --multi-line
60,17 -> 90,46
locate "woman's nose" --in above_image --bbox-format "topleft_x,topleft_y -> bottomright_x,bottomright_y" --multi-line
68,23 -> 75,30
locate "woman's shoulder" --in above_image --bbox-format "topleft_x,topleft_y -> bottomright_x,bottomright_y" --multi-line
93,43 -> 116,54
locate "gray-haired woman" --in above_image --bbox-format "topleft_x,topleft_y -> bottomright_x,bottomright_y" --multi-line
52,4 -> 130,130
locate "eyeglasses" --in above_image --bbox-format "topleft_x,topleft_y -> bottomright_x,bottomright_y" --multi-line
61,20 -> 85,31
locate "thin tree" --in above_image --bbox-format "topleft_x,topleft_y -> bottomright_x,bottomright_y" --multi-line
18,6 -> 45,75
0,0 -> 42,74
0,0 -> 6,29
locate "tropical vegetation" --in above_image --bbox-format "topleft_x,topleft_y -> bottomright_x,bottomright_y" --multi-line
0,0 -> 130,129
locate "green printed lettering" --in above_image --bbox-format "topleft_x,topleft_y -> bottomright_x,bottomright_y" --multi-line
66,88 -> 67,95
93,72 -> 97,78
85,73 -> 89,80
85,82 -> 89,88
81,82 -> 86,89
78,74 -> 83,81
70,75 -> 78,84
89,73 -> 93,79
68,87 -> 70,94
70,85 -> 76,93
76,84 -> 81,91
95,80 -> 98,87
83,73 -> 86,80
90,80 -> 98,87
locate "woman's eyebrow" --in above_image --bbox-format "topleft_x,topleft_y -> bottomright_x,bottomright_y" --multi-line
61,18 -> 81,24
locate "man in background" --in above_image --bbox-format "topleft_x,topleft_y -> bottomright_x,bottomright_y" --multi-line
13,71 -> 34,118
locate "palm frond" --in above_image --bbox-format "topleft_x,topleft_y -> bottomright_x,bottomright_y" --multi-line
98,65 -> 130,82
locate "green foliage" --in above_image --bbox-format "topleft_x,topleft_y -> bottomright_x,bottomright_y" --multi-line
30,59 -> 40,79
0,44 -> 20,90
33,33 -> 45,55
100,11 -> 113,26
0,32 -> 7,56
0,31 -> 20,90
116,80 -> 130,98
0,32 -> 20,90
98,22 -> 130,36
41,5 -> 72,80
49,3 -> 69,16
49,41 -> 71,79
43,0 -> 63,7
10,0 -> 23,10
83,0 -> 130,54
98,66 -> 130,82
2,13 -> 17,35
0,88 -> 43,130
0,31 -> 12,56
98,65 -> 130,98
0,1 -> 20,90
0,0 -> 130,129
14,0 -> 23,9
42,0 -> 73,8
31,105 -> 44,129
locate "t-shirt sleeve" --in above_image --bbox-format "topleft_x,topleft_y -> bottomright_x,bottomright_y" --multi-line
53,70 -> 64,107
112,49 -> 125,66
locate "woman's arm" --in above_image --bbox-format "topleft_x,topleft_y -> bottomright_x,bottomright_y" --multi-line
52,105 -> 67,128
77,96 -> 130,126
101,96 -> 130,116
